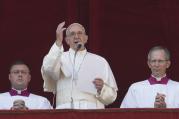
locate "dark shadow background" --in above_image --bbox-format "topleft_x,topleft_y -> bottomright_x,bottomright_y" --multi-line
0,0 -> 179,108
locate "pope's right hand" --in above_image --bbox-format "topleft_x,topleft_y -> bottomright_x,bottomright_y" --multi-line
56,21 -> 66,47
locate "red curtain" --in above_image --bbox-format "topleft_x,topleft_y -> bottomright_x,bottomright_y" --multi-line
0,0 -> 179,108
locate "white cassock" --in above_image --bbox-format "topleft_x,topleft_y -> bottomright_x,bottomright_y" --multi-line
120,79 -> 179,108
0,92 -> 52,109
41,43 -> 118,109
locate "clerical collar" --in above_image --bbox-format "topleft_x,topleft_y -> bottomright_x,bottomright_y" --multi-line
9,88 -> 30,97
148,75 -> 169,85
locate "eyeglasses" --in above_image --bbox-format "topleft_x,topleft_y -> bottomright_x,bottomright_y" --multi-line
10,70 -> 30,75
149,59 -> 168,64
67,31 -> 85,37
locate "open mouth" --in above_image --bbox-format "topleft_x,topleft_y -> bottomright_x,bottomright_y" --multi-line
74,41 -> 79,44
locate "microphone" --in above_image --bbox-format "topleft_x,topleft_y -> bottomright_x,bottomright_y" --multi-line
76,43 -> 82,51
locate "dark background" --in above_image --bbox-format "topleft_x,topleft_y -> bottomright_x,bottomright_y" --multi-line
0,0 -> 179,108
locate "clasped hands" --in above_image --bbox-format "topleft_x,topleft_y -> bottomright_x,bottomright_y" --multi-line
11,99 -> 28,110
154,93 -> 166,108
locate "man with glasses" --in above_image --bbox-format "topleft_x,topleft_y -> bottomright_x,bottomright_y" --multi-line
120,46 -> 179,108
41,22 -> 118,109
0,60 -> 52,110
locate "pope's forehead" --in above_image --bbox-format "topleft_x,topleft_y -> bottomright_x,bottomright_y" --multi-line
66,23 -> 85,34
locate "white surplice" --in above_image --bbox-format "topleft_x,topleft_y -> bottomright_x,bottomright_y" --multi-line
120,80 -> 179,108
0,92 -> 52,109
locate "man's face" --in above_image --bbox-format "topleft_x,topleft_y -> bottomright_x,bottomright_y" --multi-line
148,50 -> 171,77
9,64 -> 31,90
65,24 -> 88,51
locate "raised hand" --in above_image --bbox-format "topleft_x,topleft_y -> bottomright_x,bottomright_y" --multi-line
56,21 -> 66,47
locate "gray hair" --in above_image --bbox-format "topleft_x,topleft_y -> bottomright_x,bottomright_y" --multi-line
148,46 -> 170,60
66,23 -> 86,36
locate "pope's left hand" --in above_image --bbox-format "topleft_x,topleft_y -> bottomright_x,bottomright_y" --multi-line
93,78 -> 104,93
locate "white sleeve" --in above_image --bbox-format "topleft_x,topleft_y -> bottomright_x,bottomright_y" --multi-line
41,43 -> 64,93
120,84 -> 138,108
96,61 -> 118,105
38,98 -> 53,109
173,87 -> 179,108
42,42 -> 64,80
96,84 -> 117,105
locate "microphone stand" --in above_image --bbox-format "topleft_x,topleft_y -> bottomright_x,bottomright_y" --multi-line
70,44 -> 81,109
